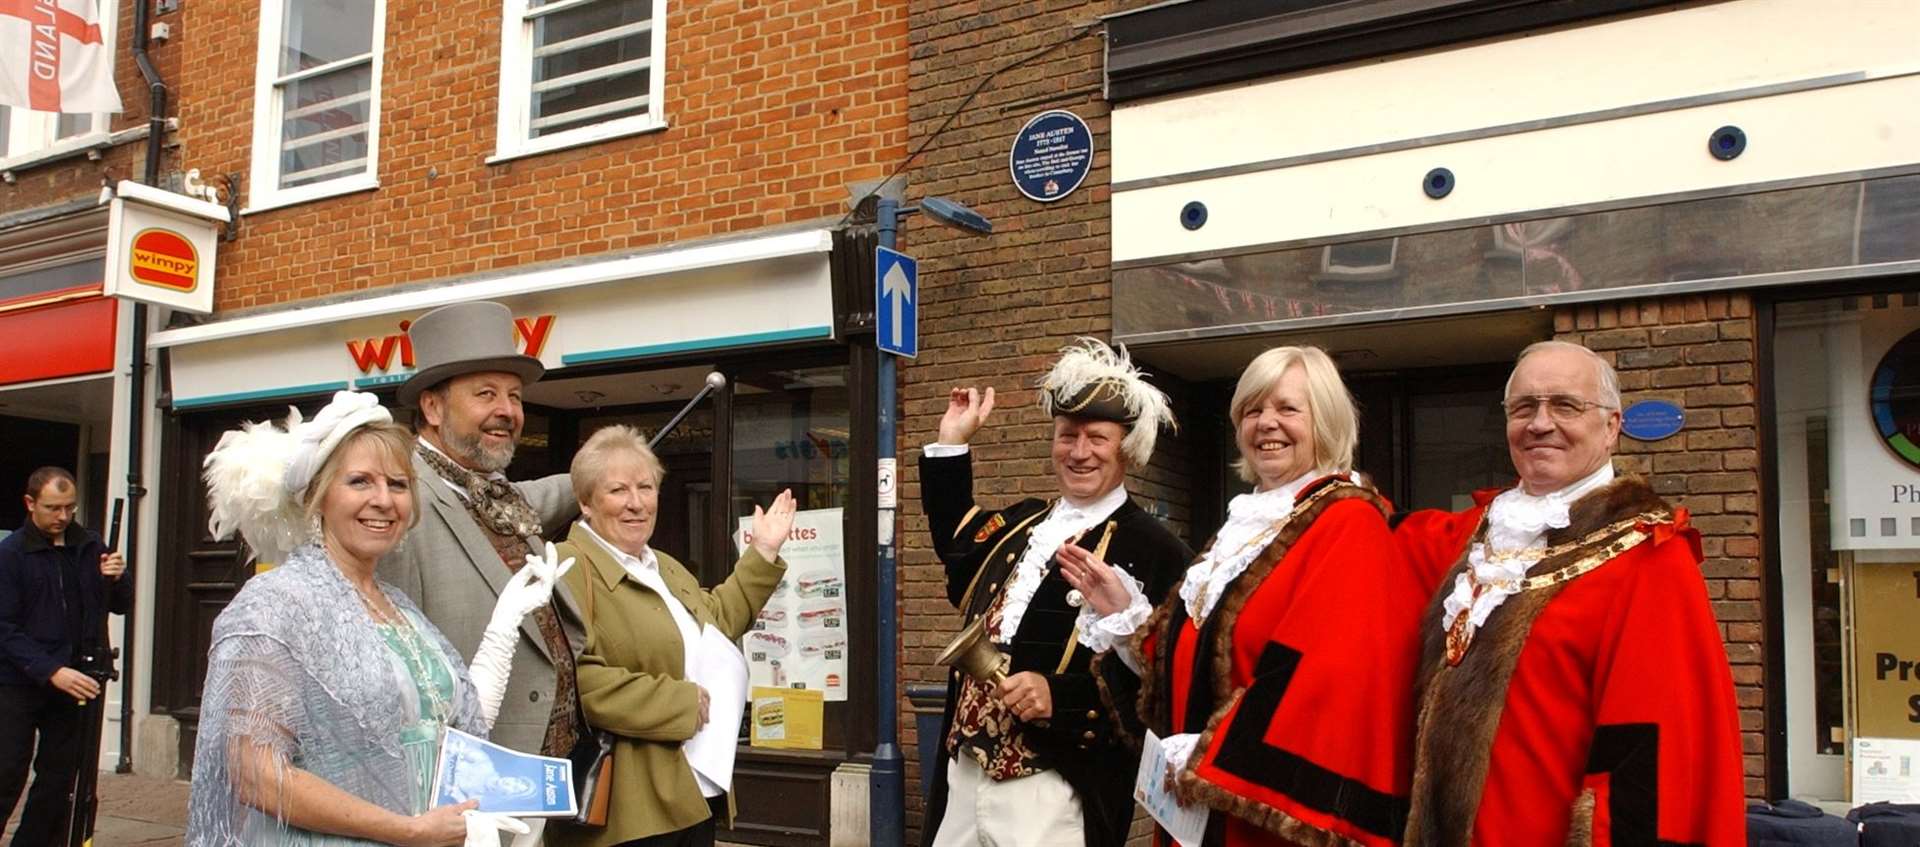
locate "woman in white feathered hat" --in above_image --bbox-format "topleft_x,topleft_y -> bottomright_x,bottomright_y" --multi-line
187,391 -> 569,847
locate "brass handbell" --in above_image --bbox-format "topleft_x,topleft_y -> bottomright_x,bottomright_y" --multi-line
936,615 -> 1008,684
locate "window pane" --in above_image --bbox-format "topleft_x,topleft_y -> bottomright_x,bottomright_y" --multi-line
57,113 -> 90,140
1115,174 -> 1920,339
1772,292 -> 1920,802
530,0 -> 652,137
1407,389 -> 1508,511
0,106 -> 11,158
731,366 -> 852,706
280,0 -> 375,75
732,367 -> 851,514
0,259 -> 103,302
278,62 -> 371,188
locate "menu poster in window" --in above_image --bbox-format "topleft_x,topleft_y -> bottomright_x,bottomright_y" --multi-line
736,507 -> 847,702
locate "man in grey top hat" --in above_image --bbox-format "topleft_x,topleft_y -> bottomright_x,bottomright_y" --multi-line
377,301 -> 583,761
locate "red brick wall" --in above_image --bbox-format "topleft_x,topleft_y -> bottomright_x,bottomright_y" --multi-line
157,0 -> 907,310
1554,292 -> 1767,797
3,0 -> 177,212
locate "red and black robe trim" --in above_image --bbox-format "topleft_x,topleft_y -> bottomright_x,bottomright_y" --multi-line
1405,476 -> 1681,847
1131,479 -> 1409,846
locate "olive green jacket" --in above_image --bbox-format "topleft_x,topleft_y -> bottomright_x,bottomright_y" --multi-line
546,522 -> 785,847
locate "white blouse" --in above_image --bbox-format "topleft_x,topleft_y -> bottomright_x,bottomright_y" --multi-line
577,522 -> 724,798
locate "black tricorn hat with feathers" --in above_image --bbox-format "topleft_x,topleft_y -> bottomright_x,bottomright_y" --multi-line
1038,338 -> 1175,465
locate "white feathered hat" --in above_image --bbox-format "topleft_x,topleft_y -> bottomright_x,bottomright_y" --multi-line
202,391 -> 392,563
1037,337 -> 1175,466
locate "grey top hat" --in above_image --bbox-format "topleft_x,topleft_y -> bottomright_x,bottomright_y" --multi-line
397,302 -> 545,406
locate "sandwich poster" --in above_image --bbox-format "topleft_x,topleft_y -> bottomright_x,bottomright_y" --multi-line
750,686 -> 824,750
736,507 -> 848,701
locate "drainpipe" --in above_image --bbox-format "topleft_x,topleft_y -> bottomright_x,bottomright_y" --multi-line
118,0 -> 167,774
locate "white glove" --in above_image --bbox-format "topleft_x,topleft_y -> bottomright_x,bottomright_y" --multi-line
470,541 -> 576,728
463,810 -> 530,847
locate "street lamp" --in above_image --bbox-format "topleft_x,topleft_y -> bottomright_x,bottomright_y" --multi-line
872,193 -> 990,847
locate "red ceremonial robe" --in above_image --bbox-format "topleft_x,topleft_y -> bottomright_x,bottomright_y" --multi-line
1394,477 -> 1746,847
1114,478 -> 1427,847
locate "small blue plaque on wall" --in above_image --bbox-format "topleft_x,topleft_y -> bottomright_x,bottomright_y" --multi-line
1009,110 -> 1093,203
1621,399 -> 1685,441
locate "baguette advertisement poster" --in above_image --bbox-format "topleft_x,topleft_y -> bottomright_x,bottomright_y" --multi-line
750,686 -> 824,750
736,507 -> 848,701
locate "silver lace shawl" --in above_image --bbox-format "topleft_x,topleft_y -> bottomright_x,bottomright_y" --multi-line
186,544 -> 488,845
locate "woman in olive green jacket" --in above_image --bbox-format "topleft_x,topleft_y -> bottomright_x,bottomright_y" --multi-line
546,425 -> 795,847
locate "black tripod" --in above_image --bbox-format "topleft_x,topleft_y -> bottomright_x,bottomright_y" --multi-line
62,651 -> 117,847
64,499 -> 123,847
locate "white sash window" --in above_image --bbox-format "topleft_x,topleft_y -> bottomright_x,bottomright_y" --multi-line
247,0 -> 384,211
493,0 -> 666,162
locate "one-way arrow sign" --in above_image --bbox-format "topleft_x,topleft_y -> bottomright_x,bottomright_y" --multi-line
875,245 -> 918,358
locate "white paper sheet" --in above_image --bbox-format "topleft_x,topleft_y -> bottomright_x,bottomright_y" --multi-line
1134,731 -> 1209,847
683,623 -> 749,791
1854,737 -> 1920,803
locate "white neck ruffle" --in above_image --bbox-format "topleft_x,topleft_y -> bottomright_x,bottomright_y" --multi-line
1441,463 -> 1616,642
1179,470 -> 1331,624
993,484 -> 1129,644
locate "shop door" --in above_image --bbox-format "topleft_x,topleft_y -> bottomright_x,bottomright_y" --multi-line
1348,366 -> 1511,513
152,404 -> 283,772
548,357 -> 864,846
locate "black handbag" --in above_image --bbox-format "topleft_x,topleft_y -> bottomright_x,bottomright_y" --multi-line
566,565 -> 616,827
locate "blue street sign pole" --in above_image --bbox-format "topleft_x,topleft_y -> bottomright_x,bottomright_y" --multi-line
871,196 -> 905,847
868,191 -> 985,847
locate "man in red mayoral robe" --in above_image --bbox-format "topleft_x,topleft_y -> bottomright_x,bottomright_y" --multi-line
1395,341 -> 1745,846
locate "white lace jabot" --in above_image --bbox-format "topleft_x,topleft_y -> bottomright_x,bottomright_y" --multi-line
995,484 -> 1128,644
1179,469 -> 1330,624
1439,463 -> 1616,645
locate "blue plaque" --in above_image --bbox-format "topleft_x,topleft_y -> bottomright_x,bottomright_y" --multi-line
1009,110 -> 1092,203
1621,399 -> 1685,441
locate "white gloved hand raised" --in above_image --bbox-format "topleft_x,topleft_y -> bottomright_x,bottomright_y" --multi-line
463,810 -> 531,847
470,542 -> 577,729
492,542 -> 576,632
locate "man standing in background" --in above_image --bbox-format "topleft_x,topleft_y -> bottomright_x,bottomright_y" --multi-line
0,467 -> 130,845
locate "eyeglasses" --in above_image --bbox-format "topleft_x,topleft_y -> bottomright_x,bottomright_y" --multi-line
1501,394 -> 1614,422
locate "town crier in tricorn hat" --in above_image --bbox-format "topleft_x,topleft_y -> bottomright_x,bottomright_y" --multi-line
919,337 -> 1193,847
376,301 -> 583,804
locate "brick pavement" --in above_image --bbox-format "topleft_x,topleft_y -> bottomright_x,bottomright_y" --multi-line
4,771 -> 188,847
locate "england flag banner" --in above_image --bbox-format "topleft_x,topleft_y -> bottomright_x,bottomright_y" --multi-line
1,0 -> 123,113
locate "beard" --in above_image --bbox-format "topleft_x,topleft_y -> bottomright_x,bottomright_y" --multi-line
442,418 -> 517,473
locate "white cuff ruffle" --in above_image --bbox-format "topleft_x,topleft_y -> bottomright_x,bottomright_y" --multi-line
1075,569 -> 1150,653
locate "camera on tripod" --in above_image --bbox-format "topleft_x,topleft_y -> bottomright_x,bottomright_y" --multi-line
76,647 -> 119,685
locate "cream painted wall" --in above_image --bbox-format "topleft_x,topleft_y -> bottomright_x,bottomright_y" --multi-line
1110,0 -> 1920,264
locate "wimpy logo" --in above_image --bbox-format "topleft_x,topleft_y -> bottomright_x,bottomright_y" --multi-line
346,314 -> 554,373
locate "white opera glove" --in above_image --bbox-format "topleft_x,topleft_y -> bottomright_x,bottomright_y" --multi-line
463,810 -> 531,847
470,541 -> 577,728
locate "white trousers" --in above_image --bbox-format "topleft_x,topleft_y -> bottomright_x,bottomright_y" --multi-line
931,755 -> 1085,847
